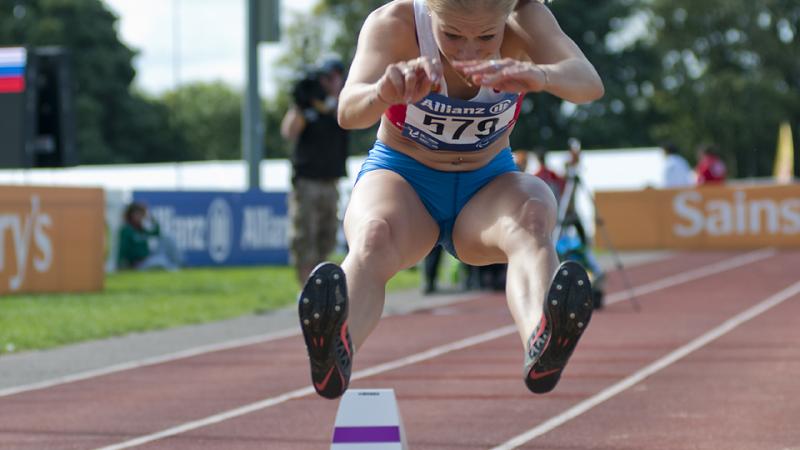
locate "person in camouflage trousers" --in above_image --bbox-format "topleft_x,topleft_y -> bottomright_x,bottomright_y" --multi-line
281,58 -> 349,282
288,178 -> 341,282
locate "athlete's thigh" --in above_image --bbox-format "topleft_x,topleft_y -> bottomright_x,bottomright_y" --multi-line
343,169 -> 439,269
452,172 -> 557,265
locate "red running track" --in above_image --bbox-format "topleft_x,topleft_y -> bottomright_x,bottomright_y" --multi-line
0,250 -> 798,449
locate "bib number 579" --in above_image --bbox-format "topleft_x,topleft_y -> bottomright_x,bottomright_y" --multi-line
422,114 -> 500,140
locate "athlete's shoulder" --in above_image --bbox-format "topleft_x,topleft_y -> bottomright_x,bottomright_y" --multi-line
360,0 -> 418,59
503,0 -> 556,60
364,0 -> 415,35
509,0 -> 557,32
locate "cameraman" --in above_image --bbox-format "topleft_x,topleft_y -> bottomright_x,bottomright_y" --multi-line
281,58 -> 349,283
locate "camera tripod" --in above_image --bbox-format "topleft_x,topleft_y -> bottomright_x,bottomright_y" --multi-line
553,160 -> 641,312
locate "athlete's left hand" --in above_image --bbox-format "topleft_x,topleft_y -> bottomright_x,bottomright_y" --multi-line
453,58 -> 549,93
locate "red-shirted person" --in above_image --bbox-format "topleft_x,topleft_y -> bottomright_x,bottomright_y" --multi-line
532,147 -> 566,200
695,144 -> 727,185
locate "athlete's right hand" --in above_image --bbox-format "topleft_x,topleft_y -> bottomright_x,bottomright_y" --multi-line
375,56 -> 442,105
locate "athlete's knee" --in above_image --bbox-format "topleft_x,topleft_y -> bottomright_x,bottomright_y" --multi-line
507,196 -> 557,243
349,218 -> 397,260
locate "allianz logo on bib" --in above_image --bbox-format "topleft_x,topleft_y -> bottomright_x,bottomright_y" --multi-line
419,98 -> 512,116
420,99 -> 485,115
490,100 -> 513,114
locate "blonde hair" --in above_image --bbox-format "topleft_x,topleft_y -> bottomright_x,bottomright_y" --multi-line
426,0 -> 519,17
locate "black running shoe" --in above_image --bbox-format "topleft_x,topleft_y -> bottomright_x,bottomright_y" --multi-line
524,261 -> 593,394
298,262 -> 353,399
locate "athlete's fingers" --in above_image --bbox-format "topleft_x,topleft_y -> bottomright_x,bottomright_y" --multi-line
384,64 -> 407,102
409,72 -> 434,104
418,57 -> 442,84
452,59 -> 504,87
403,56 -> 440,86
454,58 -> 511,77
402,66 -> 418,103
454,58 -> 510,72
402,56 -> 440,102
478,73 -> 522,92
478,64 -> 538,92
484,79 -> 526,93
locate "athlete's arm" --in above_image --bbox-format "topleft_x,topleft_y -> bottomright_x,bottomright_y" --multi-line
508,1 -> 604,103
338,4 -> 440,130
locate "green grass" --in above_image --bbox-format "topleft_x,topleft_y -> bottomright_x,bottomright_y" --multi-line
0,265 -> 421,355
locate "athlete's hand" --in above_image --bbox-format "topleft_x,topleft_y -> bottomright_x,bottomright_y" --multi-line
375,56 -> 442,105
453,58 -> 549,94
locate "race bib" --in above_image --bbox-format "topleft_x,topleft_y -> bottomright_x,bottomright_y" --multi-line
402,92 -> 519,152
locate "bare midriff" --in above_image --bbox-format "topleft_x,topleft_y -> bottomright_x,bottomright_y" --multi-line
376,115 -> 512,171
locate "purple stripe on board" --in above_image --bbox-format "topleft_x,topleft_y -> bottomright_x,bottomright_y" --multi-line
332,426 -> 401,443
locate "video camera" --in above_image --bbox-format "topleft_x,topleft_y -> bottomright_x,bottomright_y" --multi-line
291,70 -> 327,110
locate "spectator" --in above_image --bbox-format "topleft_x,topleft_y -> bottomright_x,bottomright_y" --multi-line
281,57 -> 350,283
661,142 -> 692,188
421,245 -> 444,294
532,146 -> 565,200
695,144 -> 727,185
118,202 -> 180,271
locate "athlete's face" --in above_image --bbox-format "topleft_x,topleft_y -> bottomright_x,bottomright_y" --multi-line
431,9 -> 507,63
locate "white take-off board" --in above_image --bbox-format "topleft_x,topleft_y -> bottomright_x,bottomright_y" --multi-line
331,389 -> 407,450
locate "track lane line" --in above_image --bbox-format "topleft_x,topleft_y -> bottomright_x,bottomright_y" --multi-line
94,248 -> 776,449
605,248 -> 776,306
491,278 -> 800,450
0,329 -> 300,398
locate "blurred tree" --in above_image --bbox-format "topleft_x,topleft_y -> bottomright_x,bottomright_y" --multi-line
161,82 -> 242,161
110,90 -> 188,163
647,0 -> 800,177
513,0 -> 662,152
0,0 -> 181,164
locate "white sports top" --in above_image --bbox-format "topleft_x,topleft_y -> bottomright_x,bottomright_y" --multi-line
384,0 -> 523,152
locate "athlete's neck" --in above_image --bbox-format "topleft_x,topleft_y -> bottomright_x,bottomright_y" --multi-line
441,54 -> 481,100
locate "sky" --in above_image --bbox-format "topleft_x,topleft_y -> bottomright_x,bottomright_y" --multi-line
103,0 -> 316,98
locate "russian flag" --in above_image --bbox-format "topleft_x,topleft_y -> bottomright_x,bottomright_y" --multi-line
0,47 -> 26,94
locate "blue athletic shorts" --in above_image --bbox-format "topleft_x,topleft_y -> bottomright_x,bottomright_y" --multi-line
356,140 -> 519,258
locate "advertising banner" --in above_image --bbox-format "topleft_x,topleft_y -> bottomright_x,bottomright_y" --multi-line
0,185 -> 104,294
595,183 -> 800,249
132,191 -> 289,266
